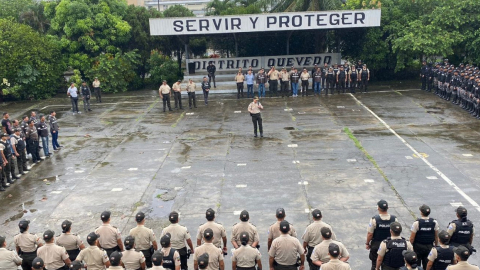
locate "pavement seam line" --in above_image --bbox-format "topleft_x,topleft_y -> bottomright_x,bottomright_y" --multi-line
349,93 -> 480,212
171,111 -> 186,128
343,127 -> 416,220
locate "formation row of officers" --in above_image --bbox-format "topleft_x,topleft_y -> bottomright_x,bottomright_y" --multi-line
0,200 -> 477,270
420,60 -> 480,119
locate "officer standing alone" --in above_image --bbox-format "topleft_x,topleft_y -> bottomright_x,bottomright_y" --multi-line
248,97 -> 263,138
129,211 -> 158,268
161,211 -> 195,270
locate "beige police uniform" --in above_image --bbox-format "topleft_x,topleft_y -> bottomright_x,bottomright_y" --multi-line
161,224 -> 191,250
122,249 -> 145,270
447,222 -> 475,236
193,243 -> 223,270
280,72 -> 289,81
160,247 -> 180,268
187,83 -> 196,93
232,245 -> 261,268
172,83 -> 181,92
159,85 -> 171,95
76,246 -> 109,270
95,224 -> 122,249
37,243 -> 69,270
268,234 -> 304,266
310,240 -> 349,263
268,222 -> 297,241
56,233 -> 83,251
377,236 -> 413,257
129,225 -> 156,251
302,221 -> 336,247
300,72 -> 310,80
0,247 -> 22,270
150,266 -> 166,270
196,221 -> 226,248
14,232 -> 42,252
427,244 -> 452,262
318,259 -> 351,270
447,261 -> 479,270
93,81 -> 101,88
235,74 -> 245,83
109,266 -> 125,270
231,222 -> 259,247
268,70 -> 279,80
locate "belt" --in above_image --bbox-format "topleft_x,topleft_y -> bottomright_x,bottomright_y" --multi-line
236,267 -> 256,270
21,251 -> 37,255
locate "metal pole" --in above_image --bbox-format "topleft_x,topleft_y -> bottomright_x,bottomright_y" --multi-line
158,0 -> 160,11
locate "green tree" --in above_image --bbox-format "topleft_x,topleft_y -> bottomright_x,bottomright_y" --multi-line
19,1 -> 50,33
148,51 -> 180,86
0,0 -> 33,20
0,19 -> 64,99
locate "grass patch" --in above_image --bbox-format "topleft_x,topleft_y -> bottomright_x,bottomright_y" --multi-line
156,194 -> 162,199
291,116 -> 296,121
171,111 -> 185,128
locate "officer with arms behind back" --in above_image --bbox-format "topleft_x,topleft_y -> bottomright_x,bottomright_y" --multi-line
268,220 -> 305,270
426,230 -> 455,270
14,220 -> 43,270
94,211 -> 124,257
376,222 -> 413,270
447,206 -> 474,250
303,209 -> 336,270
161,211 -> 194,270
160,234 -> 181,270
0,235 -> 22,270
231,210 -> 259,249
75,232 -> 110,270
56,220 -> 85,261
129,212 -> 158,268
409,205 -> 439,269
366,200 -> 398,270
232,232 -> 262,270
196,208 -> 227,254
37,230 -> 71,270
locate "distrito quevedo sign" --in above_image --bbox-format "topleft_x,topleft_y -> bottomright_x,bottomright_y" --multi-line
150,10 -> 381,36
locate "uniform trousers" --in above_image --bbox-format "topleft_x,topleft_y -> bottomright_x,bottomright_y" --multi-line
251,113 -> 263,136
203,90 -> 209,105
274,264 -> 297,270
369,240 -> 382,270
188,92 -> 197,108
94,87 -> 102,102
281,81 -> 289,97
301,80 -> 309,96
176,247 -> 188,270
307,246 -> 319,270
162,95 -> 172,111
20,251 -> 37,270
237,82 -> 244,98
174,91 -> 183,109
413,242 -> 432,269
269,80 -> 278,96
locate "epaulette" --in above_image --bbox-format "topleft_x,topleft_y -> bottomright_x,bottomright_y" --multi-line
251,223 -> 256,227
56,235 -> 60,237
232,223 -> 238,226
112,226 -> 117,229
72,233 -> 78,236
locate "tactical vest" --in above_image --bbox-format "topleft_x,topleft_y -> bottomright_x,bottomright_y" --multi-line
351,71 -> 357,79
327,72 -> 334,81
361,69 -> 369,79
0,140 -> 12,157
81,86 -> 89,96
415,218 -> 436,245
372,215 -> 396,242
450,219 -> 473,246
383,237 -> 407,268
432,246 -> 454,270
338,71 -> 346,79
11,135 -> 26,151
162,248 -> 176,270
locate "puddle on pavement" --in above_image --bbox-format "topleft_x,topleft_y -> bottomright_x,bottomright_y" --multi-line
4,201 -> 38,224
284,127 -> 296,130
148,189 -> 175,218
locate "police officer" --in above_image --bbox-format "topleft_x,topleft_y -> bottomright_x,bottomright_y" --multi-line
427,63 -> 433,92
14,220 -> 43,270
359,64 -> 370,93
108,251 -> 124,270
37,230 -> 71,270
129,212 -> 158,268
197,209 -> 227,253
80,81 -> 92,112
235,70 -> 245,99
193,229 -> 224,270
400,251 -> 421,270
172,80 -> 184,110
232,232 -> 262,270
248,97 -> 264,138
151,250 -> 167,270
280,68 -> 290,98
366,200 -> 398,270
49,110 -> 61,151
122,236 -> 146,270
349,65 -> 358,94
196,253 -> 209,270
0,133 -> 15,185
159,81 -> 173,112
201,77 -> 211,106
300,69 -> 310,97
187,79 -> 197,109
160,234 -> 180,270
447,206 -> 474,249
56,220 -> 85,261
75,232 -> 110,270
421,61 -> 428,91
161,211 -> 194,270
267,66 -> 280,97
231,210 -> 259,249
426,230 -> 455,270
290,69 -> 300,97
313,68 -> 322,96
311,227 -> 349,268
25,120 -> 40,164
326,68 -> 335,96
376,222 -> 413,270
303,209 -> 336,270
332,64 -> 339,92
317,244 -> 351,270
450,70 -> 461,105
321,63 -> 329,90
93,77 -> 102,103
336,66 -> 347,94
32,257 -> 45,270
446,246 -> 478,270
409,205 -> 439,269
36,116 -> 51,158
95,211 -> 124,257
268,208 -> 297,251
207,62 -> 216,88
268,220 -> 305,270
0,235 -> 22,269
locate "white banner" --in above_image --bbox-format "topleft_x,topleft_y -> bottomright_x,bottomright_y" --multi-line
188,53 -> 341,72
150,10 -> 381,36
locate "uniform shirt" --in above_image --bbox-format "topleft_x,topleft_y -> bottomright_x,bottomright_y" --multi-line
310,240 -> 349,263
377,236 -> 413,257
410,217 -> 440,234
280,72 -> 289,81
109,266 -> 125,270
235,74 -> 245,83
161,224 -> 191,249
56,233 -> 83,251
248,102 -> 263,114
93,81 -> 101,88
172,83 -> 181,92
160,247 -> 180,267
95,224 -> 122,249
245,74 -> 255,85
14,232 -> 42,253
201,81 -> 211,91
300,72 -> 310,81
367,214 -> 398,234
20,121 -> 28,136
231,222 -> 259,247
318,259 -> 351,270
76,246 -> 109,270
129,225 -> 156,251
268,234 -> 304,266
193,243 -> 223,270
37,243 -> 69,270
446,261 -> 480,270
121,249 -> 145,270
268,221 -> 297,240
232,245 -> 261,267
49,116 -> 59,132
26,126 -> 39,141
67,86 -> 78,98
36,121 -> 49,138
196,221 -> 227,248
159,85 -> 171,95
0,247 -> 22,270
10,135 -> 20,152
447,221 -> 475,237
268,70 -> 279,80
427,244 -> 451,262
302,221 -> 336,247
187,82 -> 196,93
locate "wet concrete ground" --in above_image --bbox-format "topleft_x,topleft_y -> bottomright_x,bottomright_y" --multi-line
1,87 -> 480,268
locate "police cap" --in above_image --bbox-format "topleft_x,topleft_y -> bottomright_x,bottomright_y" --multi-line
70,261 -> 83,270
240,210 -> 249,221
43,230 -> 55,241
438,230 -> 450,243
135,212 -> 145,222
402,250 -> 418,266
101,211 -> 111,222
312,209 -> 322,219
276,208 -> 285,218
456,206 -> 467,217
109,251 -> 122,266
206,208 -> 215,219
328,243 -> 340,258
419,204 -> 431,215
321,227 -> 332,239
87,232 -> 100,245
152,251 -> 164,266
169,211 -> 179,222
203,228 -> 214,240
279,220 -> 290,233
32,257 -> 44,269
377,199 -> 388,210
390,222 -> 402,234
198,253 -> 209,269
453,245 -> 470,260
160,233 -> 171,247
19,219 -> 30,230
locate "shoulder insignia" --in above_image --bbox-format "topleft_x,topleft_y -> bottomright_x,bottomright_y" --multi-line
232,223 -> 238,226
217,222 -> 223,225
112,226 -> 117,229
56,235 -> 60,237
73,233 -> 78,236
251,223 -> 256,227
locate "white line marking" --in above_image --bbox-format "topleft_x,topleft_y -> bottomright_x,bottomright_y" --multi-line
337,106 -> 345,108
181,166 -> 191,169
284,108 -> 293,111
163,141 -> 171,144
74,170 -> 84,173
128,168 -> 138,171
236,184 -> 247,188
234,111 -> 241,113
426,176 -> 438,180
51,191 -> 63,194
463,154 -> 473,157
237,163 -> 247,166
233,211 -> 241,215
450,202 -> 464,207
350,93 -> 480,212
288,144 -> 298,148
298,181 -> 308,185
405,156 -> 413,160
298,112 -> 306,114
364,179 -> 375,183
304,209 -> 310,213
174,187 -> 183,190
111,188 -> 123,192
347,159 -> 357,162
186,112 -> 194,115
292,160 -> 300,164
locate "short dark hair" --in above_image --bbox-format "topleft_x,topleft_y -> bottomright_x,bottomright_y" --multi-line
50,111 -> 55,114
28,120 -> 35,124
